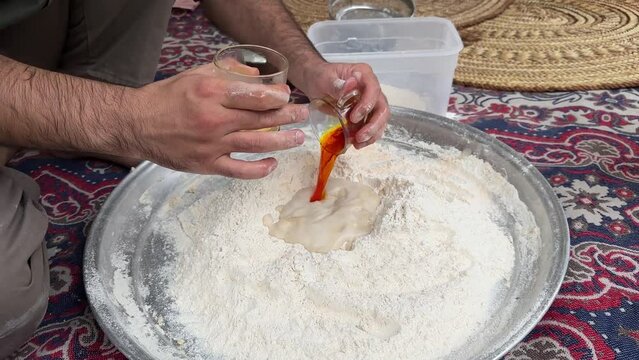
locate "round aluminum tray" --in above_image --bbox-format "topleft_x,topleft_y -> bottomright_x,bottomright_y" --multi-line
84,107 -> 569,360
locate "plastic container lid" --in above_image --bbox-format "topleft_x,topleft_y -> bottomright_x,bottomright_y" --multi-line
308,17 -> 463,57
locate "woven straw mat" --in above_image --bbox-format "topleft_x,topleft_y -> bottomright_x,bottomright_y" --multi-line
456,0 -> 639,91
283,0 -> 513,30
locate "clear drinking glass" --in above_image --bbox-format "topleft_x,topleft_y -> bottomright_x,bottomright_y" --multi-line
328,0 -> 415,20
308,89 -> 367,154
214,44 -> 288,84
214,44 -> 289,131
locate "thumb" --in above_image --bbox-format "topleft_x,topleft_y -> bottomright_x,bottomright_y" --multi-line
187,60 -> 260,77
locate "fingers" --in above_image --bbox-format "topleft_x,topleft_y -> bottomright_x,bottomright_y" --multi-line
229,104 -> 308,132
224,129 -> 305,153
185,62 -> 219,76
216,57 -> 260,76
222,81 -> 291,111
353,96 -> 389,148
353,121 -> 386,149
213,155 -> 278,179
189,58 -> 259,76
319,63 -> 389,149
349,67 -> 382,124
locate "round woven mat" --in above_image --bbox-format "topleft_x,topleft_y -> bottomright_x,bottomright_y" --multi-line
455,0 -> 639,91
283,0 -> 514,30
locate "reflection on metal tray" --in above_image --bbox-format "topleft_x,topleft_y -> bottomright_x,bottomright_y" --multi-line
84,107 -> 569,360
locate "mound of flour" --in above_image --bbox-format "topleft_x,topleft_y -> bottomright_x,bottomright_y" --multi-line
158,136 -> 539,359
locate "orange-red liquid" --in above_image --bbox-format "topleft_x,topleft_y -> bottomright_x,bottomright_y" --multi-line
310,125 -> 346,202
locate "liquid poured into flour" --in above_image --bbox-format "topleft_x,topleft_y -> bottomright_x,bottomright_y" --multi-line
264,178 -> 380,253
266,122 -> 378,253
310,124 -> 346,202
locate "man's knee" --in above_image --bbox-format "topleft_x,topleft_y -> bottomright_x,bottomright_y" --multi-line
0,167 -> 49,358
60,0 -> 175,87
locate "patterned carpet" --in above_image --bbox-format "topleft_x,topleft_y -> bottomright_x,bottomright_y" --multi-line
7,9 -> 639,360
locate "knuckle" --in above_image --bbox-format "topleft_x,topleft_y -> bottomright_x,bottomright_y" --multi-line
193,76 -> 218,97
283,105 -> 306,124
262,106 -> 297,127
281,107 -> 299,124
191,144 -> 212,163
211,158 -> 236,178
238,134 -> 266,151
259,111 -> 279,127
382,104 -> 391,117
358,63 -> 373,72
190,111 -> 215,133
294,105 -> 309,121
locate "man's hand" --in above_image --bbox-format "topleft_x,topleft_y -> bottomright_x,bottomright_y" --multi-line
201,0 -> 389,149
298,61 -> 390,149
0,56 -> 307,179
132,63 -> 308,178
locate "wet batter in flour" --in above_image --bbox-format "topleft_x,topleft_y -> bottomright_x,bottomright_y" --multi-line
264,179 -> 380,253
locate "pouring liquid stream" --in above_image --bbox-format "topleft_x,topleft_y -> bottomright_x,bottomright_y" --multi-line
308,89 -> 365,202
310,124 -> 346,202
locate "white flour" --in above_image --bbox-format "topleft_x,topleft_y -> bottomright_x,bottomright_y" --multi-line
380,84 -> 429,111
152,134 -> 540,359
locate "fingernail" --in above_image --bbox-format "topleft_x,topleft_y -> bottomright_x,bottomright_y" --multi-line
266,89 -> 290,103
333,78 -> 346,90
357,132 -> 372,143
352,107 -> 369,123
295,130 -> 305,145
267,162 -> 277,174
357,125 -> 374,142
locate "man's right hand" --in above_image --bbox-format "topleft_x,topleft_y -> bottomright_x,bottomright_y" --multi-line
129,63 -> 308,179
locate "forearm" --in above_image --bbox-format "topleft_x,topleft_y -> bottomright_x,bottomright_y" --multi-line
0,55 -> 139,155
202,0 -> 324,89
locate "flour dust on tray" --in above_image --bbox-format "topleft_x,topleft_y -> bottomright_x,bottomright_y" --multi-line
158,132 -> 540,360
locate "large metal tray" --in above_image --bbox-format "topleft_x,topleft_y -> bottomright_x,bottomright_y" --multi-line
84,107 -> 570,360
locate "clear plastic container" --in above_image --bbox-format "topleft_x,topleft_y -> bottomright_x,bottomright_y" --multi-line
308,17 -> 463,116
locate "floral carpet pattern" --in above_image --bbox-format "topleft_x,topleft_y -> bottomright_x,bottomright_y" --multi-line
7,9 -> 639,360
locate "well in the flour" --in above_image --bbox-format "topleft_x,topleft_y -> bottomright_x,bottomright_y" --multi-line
264,178 -> 380,253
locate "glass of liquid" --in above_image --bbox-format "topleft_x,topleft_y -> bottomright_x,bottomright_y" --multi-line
214,44 -> 289,131
308,89 -> 367,154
